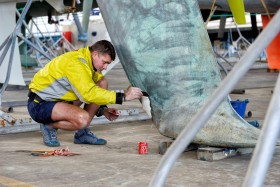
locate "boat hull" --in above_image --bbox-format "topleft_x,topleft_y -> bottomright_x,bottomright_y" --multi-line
97,0 -> 260,148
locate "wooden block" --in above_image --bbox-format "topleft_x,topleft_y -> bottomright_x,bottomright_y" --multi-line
197,147 -> 254,161
158,141 -> 199,155
158,141 -> 173,155
267,68 -> 280,73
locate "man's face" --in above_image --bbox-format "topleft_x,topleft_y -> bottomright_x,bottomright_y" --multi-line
91,51 -> 112,72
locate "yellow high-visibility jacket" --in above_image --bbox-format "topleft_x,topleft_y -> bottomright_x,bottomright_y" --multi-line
29,47 -> 119,105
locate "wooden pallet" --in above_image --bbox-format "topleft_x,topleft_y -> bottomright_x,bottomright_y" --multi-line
267,68 -> 280,73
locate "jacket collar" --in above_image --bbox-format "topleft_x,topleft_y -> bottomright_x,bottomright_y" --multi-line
79,46 -> 96,73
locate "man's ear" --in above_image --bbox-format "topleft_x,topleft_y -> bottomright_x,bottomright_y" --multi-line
92,51 -> 98,58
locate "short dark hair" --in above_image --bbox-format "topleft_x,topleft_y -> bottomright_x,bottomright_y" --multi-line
89,40 -> 116,61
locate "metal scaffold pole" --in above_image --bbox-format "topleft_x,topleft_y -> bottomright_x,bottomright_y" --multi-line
243,11 -> 280,186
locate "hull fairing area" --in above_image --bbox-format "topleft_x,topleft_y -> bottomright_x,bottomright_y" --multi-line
97,0 -> 260,148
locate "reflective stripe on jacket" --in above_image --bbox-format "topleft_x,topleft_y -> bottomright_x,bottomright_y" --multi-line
29,47 -> 117,105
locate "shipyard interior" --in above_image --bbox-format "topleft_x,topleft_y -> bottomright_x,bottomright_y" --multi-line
0,1 -> 280,187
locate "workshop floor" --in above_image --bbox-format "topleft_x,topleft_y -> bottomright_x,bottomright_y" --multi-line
0,63 -> 279,187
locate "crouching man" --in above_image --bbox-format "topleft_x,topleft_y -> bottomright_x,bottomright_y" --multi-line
27,40 -> 143,147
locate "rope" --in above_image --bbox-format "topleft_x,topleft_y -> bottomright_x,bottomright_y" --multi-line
205,0 -> 217,25
261,0 -> 272,19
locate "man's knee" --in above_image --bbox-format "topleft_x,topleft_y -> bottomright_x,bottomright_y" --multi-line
75,111 -> 91,129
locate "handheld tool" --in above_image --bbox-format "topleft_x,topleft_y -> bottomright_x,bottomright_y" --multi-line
142,91 -> 149,97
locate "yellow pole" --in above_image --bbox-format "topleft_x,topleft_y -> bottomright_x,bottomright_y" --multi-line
227,0 -> 246,24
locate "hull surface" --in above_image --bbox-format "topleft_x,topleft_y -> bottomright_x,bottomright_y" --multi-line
97,0 -> 260,148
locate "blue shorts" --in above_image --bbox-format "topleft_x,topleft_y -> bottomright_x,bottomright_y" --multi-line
27,99 -> 57,124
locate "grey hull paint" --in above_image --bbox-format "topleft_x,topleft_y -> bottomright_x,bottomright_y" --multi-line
97,0 -> 260,148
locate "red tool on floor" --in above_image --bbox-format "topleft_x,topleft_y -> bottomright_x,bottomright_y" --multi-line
31,147 -> 79,157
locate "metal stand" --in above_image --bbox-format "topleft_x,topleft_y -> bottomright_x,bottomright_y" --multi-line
16,10 -> 54,65
232,20 -> 251,58
73,12 -> 87,42
0,0 -> 32,106
0,0 -> 56,125
0,109 -> 151,134
222,19 -> 251,59
52,24 -> 76,53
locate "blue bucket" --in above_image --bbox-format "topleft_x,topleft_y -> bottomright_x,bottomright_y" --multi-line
230,99 -> 249,118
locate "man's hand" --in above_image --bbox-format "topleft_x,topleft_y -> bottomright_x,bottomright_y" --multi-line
125,87 -> 143,101
104,108 -> 120,121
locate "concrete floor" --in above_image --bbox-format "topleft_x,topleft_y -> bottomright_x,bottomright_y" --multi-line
1,121 -> 280,187
0,64 -> 280,186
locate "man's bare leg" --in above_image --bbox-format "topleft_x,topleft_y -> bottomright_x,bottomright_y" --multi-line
43,78 -> 108,145
72,78 -> 109,145
50,102 -> 90,130
39,101 -> 102,147
50,77 -> 108,130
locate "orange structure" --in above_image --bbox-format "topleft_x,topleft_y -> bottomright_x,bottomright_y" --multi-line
262,15 -> 280,69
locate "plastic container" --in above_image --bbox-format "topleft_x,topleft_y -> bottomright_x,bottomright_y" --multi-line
138,142 -> 148,154
63,31 -> 72,43
230,99 -> 249,118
